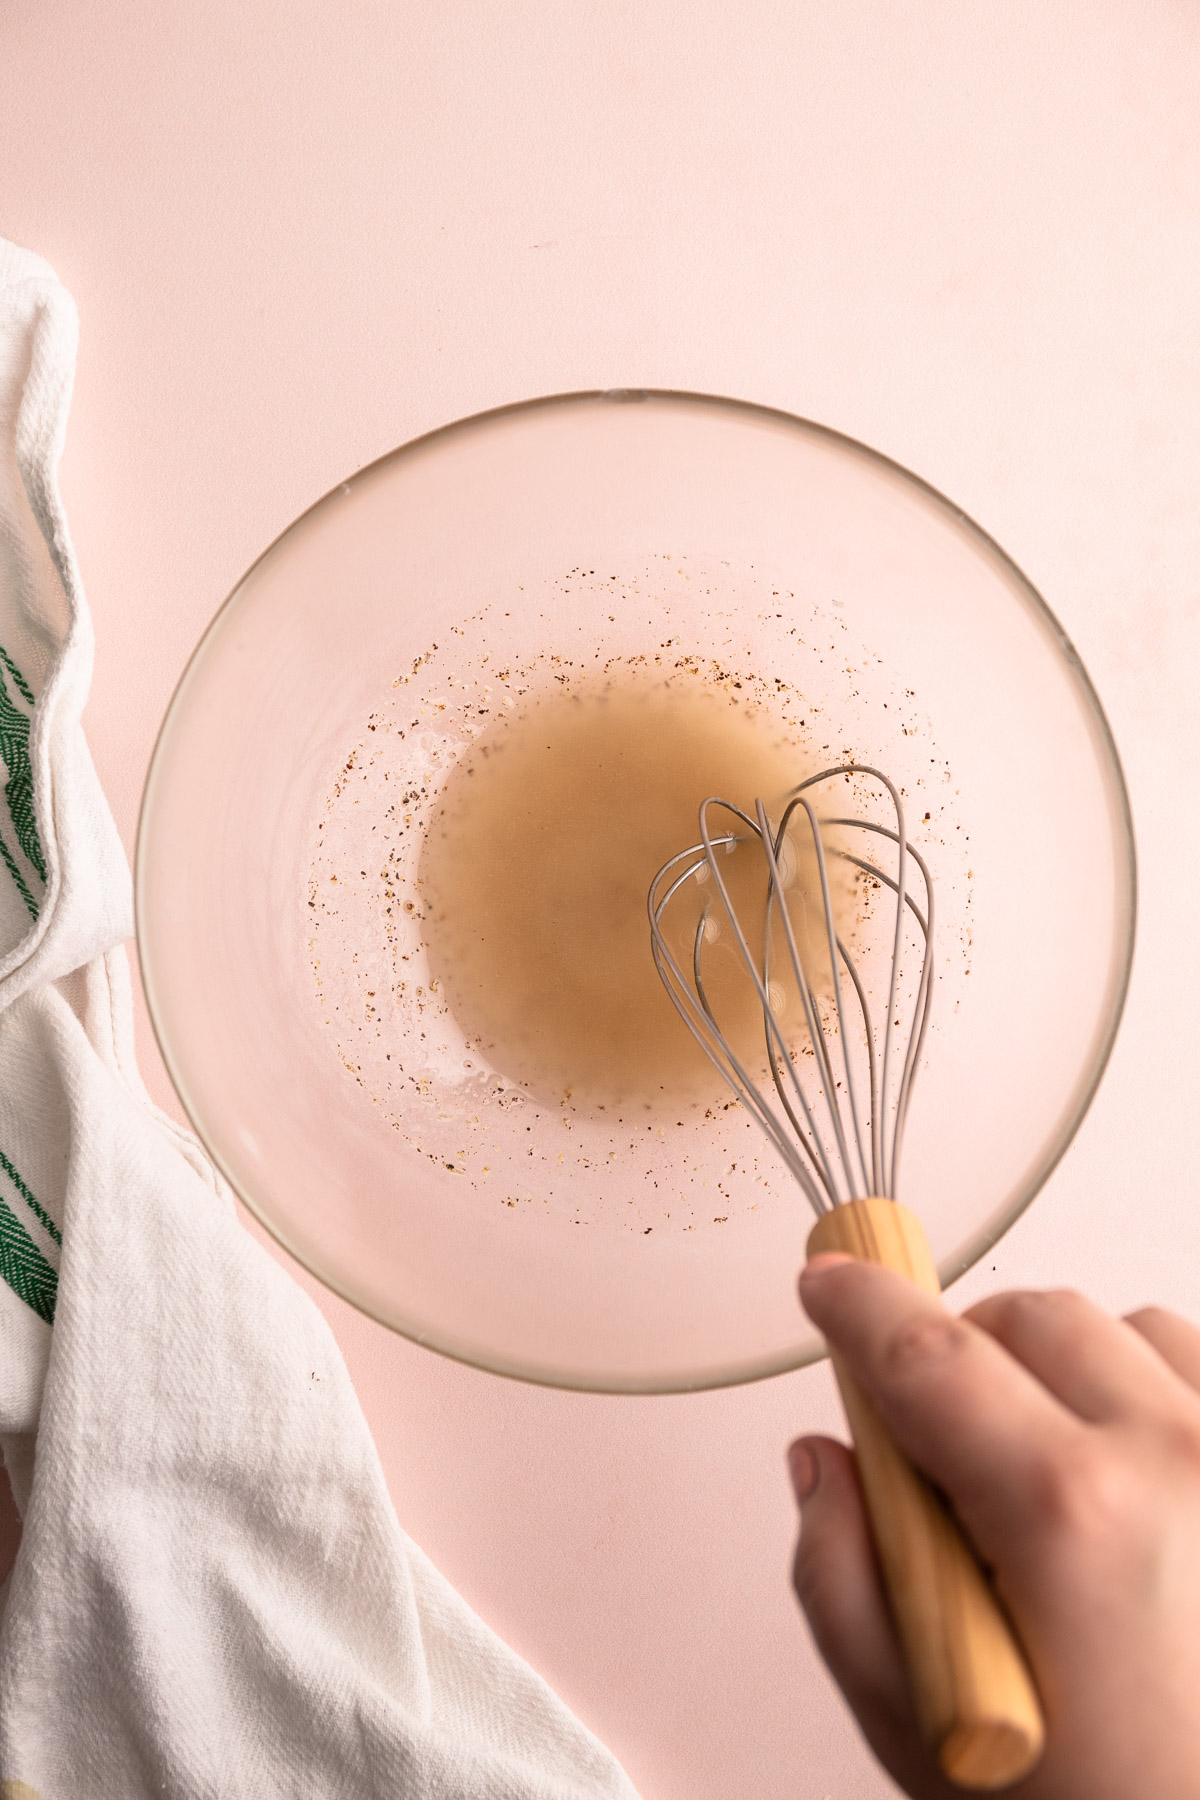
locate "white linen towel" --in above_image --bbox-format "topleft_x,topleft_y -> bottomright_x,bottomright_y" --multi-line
0,237 -> 639,1800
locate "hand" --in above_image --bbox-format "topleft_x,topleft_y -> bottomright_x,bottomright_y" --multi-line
789,1256 -> 1200,1798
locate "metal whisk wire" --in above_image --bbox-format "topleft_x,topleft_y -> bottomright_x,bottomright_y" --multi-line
651,775 -> 1048,1773
648,764 -> 934,1218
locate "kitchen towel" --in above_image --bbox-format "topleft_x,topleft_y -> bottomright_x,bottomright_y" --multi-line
0,236 -> 637,1800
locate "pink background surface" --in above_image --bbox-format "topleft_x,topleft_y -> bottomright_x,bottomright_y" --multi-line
3,5 -> 1200,1796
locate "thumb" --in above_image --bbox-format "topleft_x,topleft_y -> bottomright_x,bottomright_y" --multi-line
789,1435 -> 949,1797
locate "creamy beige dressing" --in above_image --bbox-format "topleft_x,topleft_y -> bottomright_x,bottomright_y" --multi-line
418,678 -> 847,1110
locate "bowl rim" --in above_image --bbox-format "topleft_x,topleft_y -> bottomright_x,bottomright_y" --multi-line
135,387 -> 1138,1393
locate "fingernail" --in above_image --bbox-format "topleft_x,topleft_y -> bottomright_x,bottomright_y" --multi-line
800,1252 -> 854,1283
787,1438 -> 819,1503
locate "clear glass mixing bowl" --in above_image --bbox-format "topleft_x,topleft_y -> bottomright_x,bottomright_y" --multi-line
136,392 -> 1135,1392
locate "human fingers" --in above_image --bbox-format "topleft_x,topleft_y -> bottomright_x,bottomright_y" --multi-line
789,1436 -> 951,1798
1123,1305 -> 1200,1397
789,1436 -> 909,1720
799,1256 -> 1081,1561
965,1289 -> 1196,1423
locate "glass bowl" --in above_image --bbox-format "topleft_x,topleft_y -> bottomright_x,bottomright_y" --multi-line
136,392 -> 1136,1392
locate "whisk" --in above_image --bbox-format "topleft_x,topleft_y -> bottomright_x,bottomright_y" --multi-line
649,765 -> 1044,1792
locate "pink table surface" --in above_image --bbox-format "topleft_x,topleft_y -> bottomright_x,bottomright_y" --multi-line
3,6 -> 1199,1796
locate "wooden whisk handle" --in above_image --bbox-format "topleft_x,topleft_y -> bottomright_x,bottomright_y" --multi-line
807,1200 -> 1044,1790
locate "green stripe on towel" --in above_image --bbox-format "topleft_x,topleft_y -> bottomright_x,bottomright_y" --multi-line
0,644 -> 36,708
0,647 -> 47,925
0,827 -> 39,921
0,1147 -> 62,1247
0,1191 -> 57,1324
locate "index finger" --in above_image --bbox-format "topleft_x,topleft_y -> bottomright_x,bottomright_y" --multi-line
799,1255 -> 1085,1567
